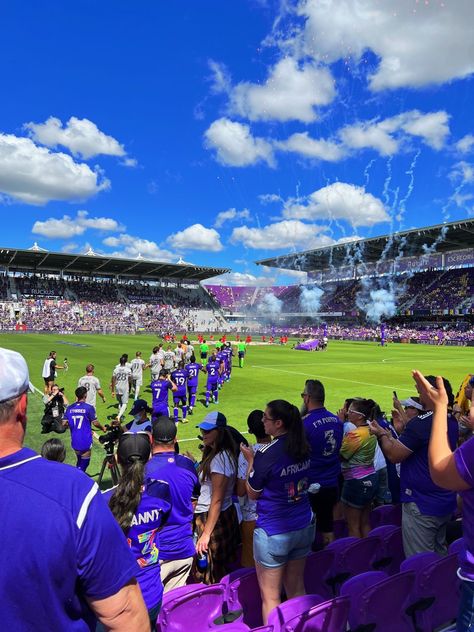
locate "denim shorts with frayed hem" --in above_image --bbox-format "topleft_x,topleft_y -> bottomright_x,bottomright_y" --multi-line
253,520 -> 316,569
341,473 -> 378,509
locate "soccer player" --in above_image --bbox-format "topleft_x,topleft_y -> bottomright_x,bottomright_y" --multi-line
185,354 -> 203,415
130,351 -> 146,400
184,340 -> 194,363
77,364 -> 106,408
0,348 -> 149,630
149,345 -> 164,381
41,350 -> 64,394
237,340 -> 246,368
65,386 -> 106,472
163,345 -> 176,372
215,347 -> 226,390
222,341 -> 233,381
151,369 -> 178,419
171,361 -> 189,423
111,356 -> 132,421
204,353 -> 221,407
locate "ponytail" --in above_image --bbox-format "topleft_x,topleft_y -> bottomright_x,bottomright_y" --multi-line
267,399 -> 310,461
109,458 -> 145,533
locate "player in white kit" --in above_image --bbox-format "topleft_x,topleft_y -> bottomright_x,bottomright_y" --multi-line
111,357 -> 132,421
77,364 -> 106,408
130,351 -> 146,400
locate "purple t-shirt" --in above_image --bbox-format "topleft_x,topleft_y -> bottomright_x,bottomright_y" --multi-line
399,411 -> 458,516
0,448 -> 137,631
151,379 -> 172,412
248,435 -> 312,536
171,369 -> 188,398
303,407 -> 343,487
65,401 -> 97,451
205,361 -> 220,385
185,362 -> 202,388
454,438 -> 474,580
146,452 -> 201,560
103,478 -> 171,610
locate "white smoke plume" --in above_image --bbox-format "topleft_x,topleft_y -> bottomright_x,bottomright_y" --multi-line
363,289 -> 397,323
259,293 -> 283,317
299,286 -> 324,314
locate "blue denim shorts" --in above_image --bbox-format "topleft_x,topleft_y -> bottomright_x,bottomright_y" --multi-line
341,473 -> 378,509
253,520 -> 316,568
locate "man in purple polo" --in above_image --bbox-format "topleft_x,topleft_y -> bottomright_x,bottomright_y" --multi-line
146,417 -> 201,591
0,347 -> 148,630
369,374 -> 458,556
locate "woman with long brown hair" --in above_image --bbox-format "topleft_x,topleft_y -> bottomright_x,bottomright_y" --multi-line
193,411 -> 240,583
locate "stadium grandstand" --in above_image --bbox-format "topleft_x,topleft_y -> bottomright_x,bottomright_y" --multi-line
0,220 -> 473,343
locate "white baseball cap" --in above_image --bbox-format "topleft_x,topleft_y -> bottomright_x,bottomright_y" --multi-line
0,347 -> 34,404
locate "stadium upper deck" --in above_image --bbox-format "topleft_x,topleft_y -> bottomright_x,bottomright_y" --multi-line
256,219 -> 474,280
0,246 -> 229,283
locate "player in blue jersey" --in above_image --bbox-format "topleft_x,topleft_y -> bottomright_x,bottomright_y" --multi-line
171,361 -> 189,423
215,349 -> 226,389
0,347 -> 149,630
222,342 -> 234,381
105,432 -> 172,626
147,417 -> 201,591
204,353 -> 221,407
151,369 -> 177,419
185,354 -> 204,415
65,385 -> 106,472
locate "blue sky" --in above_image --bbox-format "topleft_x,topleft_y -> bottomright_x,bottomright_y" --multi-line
1,0 -> 473,285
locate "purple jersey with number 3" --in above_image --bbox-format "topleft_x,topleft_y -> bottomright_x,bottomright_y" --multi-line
65,401 -> 97,451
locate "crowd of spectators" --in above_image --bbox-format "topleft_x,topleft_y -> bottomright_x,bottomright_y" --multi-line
2,345 -> 474,629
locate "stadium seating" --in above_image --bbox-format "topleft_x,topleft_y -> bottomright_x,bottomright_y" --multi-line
267,595 -> 350,632
340,570 -> 416,631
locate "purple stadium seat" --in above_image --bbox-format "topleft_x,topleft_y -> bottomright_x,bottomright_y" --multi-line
225,567 -> 263,629
369,525 -> 405,574
277,597 -> 350,632
326,535 -> 381,593
157,583 -> 226,632
304,549 -> 336,600
370,503 -> 402,529
403,553 -> 460,632
267,594 -> 326,630
449,537 -> 464,556
340,570 -> 416,632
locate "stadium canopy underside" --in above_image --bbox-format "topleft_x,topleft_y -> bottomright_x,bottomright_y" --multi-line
0,248 -> 229,283
256,219 -> 474,273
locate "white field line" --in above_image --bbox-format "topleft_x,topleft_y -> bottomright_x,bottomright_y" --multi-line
250,365 -> 415,392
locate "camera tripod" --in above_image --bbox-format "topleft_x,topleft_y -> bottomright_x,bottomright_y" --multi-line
97,451 -> 121,487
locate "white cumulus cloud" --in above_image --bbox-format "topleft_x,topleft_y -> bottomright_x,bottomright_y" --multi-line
25,116 -> 126,159
282,182 -> 389,227
231,219 -> 333,250
277,132 -> 345,161
205,271 -> 276,287
214,208 -> 250,228
456,135 -> 474,154
102,233 -> 175,261
0,134 -> 109,205
229,57 -> 336,123
204,118 -> 274,167
167,223 -> 223,252
297,0 -> 474,91
32,210 -> 124,239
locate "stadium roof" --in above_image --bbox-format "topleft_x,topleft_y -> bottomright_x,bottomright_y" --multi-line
0,247 -> 229,282
256,219 -> 474,272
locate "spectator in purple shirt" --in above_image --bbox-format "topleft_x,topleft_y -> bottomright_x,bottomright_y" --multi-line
105,432 -> 172,628
370,374 -> 458,557
146,417 -> 201,591
0,347 -> 148,631
241,400 -> 314,625
413,370 -> 474,632
301,379 -> 343,547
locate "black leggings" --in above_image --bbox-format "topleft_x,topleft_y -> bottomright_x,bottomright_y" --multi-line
309,486 -> 339,533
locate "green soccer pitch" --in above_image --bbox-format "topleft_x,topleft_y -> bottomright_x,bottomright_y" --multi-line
1,332 -> 472,489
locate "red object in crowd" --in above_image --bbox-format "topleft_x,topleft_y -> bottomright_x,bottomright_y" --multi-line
245,335 -> 252,343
